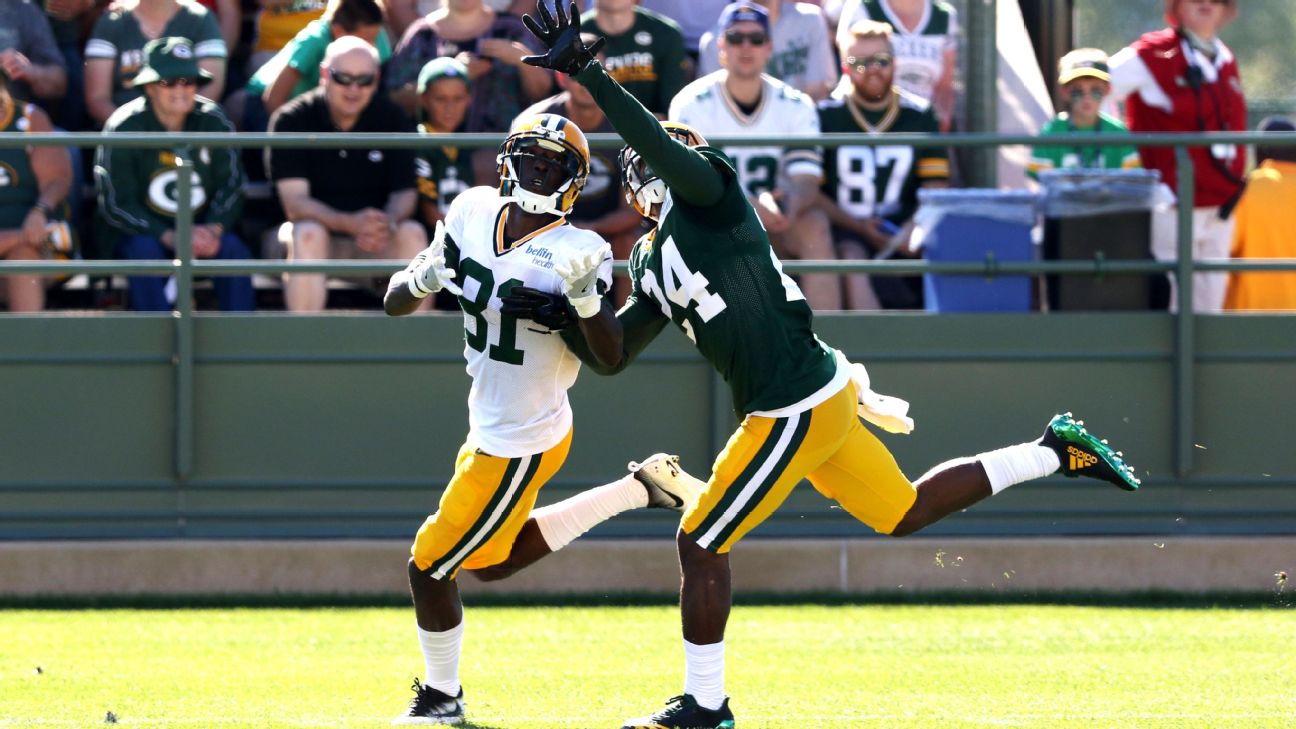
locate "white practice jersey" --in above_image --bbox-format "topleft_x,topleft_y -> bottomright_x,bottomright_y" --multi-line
444,186 -> 613,458
835,0 -> 958,105
669,71 -> 822,197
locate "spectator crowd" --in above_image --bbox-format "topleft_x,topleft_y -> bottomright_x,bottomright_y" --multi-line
0,0 -> 1291,312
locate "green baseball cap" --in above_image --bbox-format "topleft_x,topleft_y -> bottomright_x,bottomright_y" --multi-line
131,37 -> 214,87
417,57 -> 471,94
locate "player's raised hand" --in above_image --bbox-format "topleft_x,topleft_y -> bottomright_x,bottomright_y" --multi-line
406,220 -> 462,298
521,1 -> 605,76
553,243 -> 610,318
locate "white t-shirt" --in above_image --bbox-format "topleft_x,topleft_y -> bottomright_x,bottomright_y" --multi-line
444,186 -> 613,458
696,2 -> 838,94
669,71 -> 823,196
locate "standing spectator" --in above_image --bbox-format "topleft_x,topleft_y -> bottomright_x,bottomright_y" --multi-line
384,0 -> 551,133
0,67 -> 73,312
267,36 -> 427,312
834,0 -> 957,131
1110,0 -> 1245,313
243,0 -> 391,128
579,0 -> 687,118
43,0 -> 98,129
1225,117 -> 1296,312
698,0 -> 836,101
0,0 -> 69,115
639,0 -> 730,59
1028,48 -> 1140,181
816,20 -> 948,309
84,0 -> 228,128
670,2 -> 840,310
95,38 -> 254,312
249,0 -> 327,73
516,33 -> 642,303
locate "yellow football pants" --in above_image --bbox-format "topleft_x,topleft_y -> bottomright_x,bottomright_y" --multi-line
682,382 -> 917,553
411,429 -> 572,579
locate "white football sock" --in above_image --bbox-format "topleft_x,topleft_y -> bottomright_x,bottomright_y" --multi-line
683,639 -> 725,711
532,475 -> 648,551
978,442 -> 1062,494
417,621 -> 463,696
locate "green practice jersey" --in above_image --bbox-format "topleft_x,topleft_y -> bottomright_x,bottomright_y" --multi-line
581,8 -> 687,116
818,92 -> 948,223
0,102 -> 40,229
415,124 -> 476,215
85,3 -> 225,109
570,61 -> 841,417
95,96 -> 244,237
1028,113 -> 1141,180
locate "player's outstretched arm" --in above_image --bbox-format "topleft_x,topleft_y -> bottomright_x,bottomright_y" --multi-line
384,220 -> 462,316
522,2 -> 723,208
554,244 -> 624,368
560,297 -> 668,376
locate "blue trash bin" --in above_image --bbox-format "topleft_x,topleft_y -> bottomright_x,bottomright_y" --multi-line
915,189 -> 1039,312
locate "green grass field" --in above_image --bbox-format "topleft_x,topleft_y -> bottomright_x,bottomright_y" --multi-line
3,603 -> 1293,728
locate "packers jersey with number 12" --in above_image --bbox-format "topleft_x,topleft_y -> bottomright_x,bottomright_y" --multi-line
444,186 -> 613,458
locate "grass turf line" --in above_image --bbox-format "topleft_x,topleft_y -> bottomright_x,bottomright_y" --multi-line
2,605 -> 1292,728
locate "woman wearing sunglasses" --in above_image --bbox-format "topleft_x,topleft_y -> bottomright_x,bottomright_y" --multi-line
1027,48 -> 1140,181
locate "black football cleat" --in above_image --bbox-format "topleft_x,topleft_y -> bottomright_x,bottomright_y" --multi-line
621,694 -> 735,729
392,678 -> 465,726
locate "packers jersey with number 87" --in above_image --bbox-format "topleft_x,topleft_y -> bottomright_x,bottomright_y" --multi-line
443,186 -> 613,458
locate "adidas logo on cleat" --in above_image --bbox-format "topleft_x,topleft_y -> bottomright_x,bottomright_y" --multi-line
1067,446 -> 1098,471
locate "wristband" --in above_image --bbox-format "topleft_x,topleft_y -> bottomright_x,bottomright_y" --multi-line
33,201 -> 52,216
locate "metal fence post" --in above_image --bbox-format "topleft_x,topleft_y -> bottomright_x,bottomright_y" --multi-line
174,152 -> 195,489
1174,145 -> 1195,477
964,0 -> 999,188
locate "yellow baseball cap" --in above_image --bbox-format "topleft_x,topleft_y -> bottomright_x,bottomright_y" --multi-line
1058,48 -> 1111,85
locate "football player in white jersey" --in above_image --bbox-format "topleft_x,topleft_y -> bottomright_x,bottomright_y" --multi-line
668,2 -> 841,311
384,112 -> 704,726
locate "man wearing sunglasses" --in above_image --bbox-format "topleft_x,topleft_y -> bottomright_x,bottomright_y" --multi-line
267,36 -> 427,312
696,0 -> 837,102
669,2 -> 841,311
95,37 -> 254,312
1028,49 -> 1140,181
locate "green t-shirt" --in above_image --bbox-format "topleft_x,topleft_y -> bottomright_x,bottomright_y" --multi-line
85,2 -> 226,108
580,8 -> 687,117
95,96 -> 245,237
414,123 -> 476,214
818,93 -> 948,224
0,102 -> 44,229
1028,113 -> 1141,180
246,18 -> 392,98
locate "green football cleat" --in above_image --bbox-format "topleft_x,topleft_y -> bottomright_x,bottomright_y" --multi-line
621,694 -> 735,729
1040,412 -> 1141,491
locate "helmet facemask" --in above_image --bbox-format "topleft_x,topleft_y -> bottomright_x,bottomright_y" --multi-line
498,136 -> 588,216
620,145 -> 667,220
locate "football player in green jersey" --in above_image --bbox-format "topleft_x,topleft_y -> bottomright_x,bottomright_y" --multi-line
522,5 -> 1140,728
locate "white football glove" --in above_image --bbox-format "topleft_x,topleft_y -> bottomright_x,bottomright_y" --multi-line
847,358 -> 915,435
405,220 -> 461,298
554,243 -> 611,318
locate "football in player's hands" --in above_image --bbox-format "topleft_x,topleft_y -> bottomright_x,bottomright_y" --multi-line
521,1 -> 605,76
500,285 -> 575,332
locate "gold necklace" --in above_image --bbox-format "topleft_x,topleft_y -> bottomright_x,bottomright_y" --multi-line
846,91 -> 900,134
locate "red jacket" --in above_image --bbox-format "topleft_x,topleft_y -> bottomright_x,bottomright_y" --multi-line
1125,28 -> 1246,208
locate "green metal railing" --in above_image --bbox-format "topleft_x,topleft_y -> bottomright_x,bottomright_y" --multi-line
4,130 -> 1296,484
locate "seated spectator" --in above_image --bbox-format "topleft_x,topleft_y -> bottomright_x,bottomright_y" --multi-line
267,36 -> 427,312
1028,48 -> 1139,180
834,0 -> 957,131
95,38 -> 254,312
579,0 -> 687,118
242,0 -> 391,129
85,0 -> 228,128
0,0 -> 69,116
1110,0 -> 1246,313
1225,116 -> 1296,312
384,0 -> 551,134
670,2 -> 840,310
0,67 -> 73,312
516,33 -> 642,304
414,57 -> 476,228
815,20 -> 948,309
639,0 -> 730,59
43,0 -> 99,129
249,0 -> 327,73
698,0 -> 836,101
